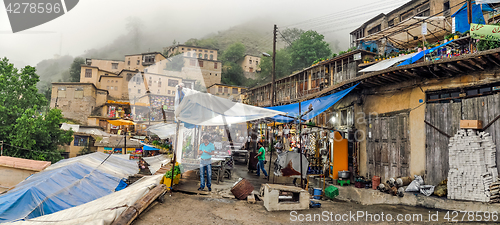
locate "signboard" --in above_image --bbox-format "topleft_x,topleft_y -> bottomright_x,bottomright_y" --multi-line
421,22 -> 427,35
353,53 -> 362,61
470,23 -> 500,41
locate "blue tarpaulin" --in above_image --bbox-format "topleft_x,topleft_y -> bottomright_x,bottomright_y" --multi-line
451,1 -> 493,34
398,40 -> 455,66
143,144 -> 160,151
266,84 -> 359,123
0,153 -> 138,223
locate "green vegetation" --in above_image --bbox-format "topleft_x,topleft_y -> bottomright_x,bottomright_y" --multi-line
220,43 -> 246,86
0,58 -> 74,162
164,52 -> 185,72
290,30 -> 332,71
69,57 -> 85,82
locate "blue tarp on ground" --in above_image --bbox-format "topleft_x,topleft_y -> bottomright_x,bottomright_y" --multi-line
398,40 -> 455,66
452,2 -> 493,34
0,152 -> 138,223
266,84 -> 359,123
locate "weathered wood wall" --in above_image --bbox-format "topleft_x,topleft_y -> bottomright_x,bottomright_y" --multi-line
425,93 -> 500,185
367,111 -> 410,183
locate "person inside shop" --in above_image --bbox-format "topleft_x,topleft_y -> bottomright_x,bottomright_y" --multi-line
198,135 -> 215,191
274,140 -> 283,154
254,142 -> 269,179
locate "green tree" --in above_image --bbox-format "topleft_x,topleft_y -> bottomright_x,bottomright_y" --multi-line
290,30 -> 332,71
220,42 -> 246,63
259,48 -> 292,80
220,43 -> 246,85
0,58 -> 73,162
69,57 -> 85,82
280,28 -> 305,43
221,62 -> 245,85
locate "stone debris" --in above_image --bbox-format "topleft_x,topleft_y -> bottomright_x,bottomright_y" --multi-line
447,129 -> 498,202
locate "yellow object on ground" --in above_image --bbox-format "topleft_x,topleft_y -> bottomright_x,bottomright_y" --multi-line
107,119 -> 136,126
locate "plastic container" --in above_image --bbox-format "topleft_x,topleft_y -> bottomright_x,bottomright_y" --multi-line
324,185 -> 339,199
372,176 -> 381,190
313,188 -> 322,199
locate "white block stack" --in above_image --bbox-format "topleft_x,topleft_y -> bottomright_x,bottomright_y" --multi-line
447,129 -> 498,202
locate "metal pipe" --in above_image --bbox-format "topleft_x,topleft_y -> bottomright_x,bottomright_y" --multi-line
299,102 -> 303,189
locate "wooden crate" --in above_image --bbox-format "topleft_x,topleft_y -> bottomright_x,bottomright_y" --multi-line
460,120 -> 483,129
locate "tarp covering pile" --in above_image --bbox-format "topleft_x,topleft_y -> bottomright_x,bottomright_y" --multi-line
0,152 -> 138,223
451,2 -> 493,34
397,40 -> 455,66
143,155 -> 171,174
60,123 -> 111,137
174,89 -> 284,125
266,84 -> 359,123
5,175 -> 163,225
146,123 -> 179,139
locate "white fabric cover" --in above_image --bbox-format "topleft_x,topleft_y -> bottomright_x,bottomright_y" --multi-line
146,123 -> 180,139
174,90 -> 284,126
7,175 -> 163,225
143,155 -> 171,174
359,53 -> 417,73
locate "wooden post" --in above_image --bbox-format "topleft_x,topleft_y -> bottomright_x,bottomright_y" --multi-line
467,0 -> 472,24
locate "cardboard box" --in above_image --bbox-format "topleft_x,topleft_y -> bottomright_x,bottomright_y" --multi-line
460,120 -> 483,129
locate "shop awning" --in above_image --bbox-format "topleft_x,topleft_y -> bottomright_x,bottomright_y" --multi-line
359,53 -> 417,72
266,84 -> 359,123
107,119 -> 136,126
397,39 -> 454,66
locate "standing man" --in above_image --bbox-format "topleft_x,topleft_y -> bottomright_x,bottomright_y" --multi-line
254,142 -> 268,179
198,135 -> 214,191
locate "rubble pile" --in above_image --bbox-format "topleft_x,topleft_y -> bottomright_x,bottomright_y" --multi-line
448,129 -> 498,202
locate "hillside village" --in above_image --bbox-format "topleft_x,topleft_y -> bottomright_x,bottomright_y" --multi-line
3,0 -> 500,224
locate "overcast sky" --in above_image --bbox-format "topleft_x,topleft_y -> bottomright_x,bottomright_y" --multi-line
0,0 -> 409,68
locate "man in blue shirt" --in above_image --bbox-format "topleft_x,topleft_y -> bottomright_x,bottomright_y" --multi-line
198,135 -> 215,191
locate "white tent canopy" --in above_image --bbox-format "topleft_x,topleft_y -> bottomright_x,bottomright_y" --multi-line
174,90 -> 285,126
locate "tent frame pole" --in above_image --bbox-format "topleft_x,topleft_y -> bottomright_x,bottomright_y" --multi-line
299,102 -> 303,189
170,120 -> 181,194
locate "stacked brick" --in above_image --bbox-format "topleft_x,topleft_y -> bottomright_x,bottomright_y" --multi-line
447,129 -> 498,202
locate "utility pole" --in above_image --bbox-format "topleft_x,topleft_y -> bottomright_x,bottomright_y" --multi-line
467,0 -> 472,24
271,24 -> 277,107
268,24 -> 277,182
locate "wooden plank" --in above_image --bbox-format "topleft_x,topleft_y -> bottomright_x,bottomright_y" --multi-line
112,184 -> 167,225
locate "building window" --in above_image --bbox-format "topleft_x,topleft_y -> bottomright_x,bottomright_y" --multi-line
199,50 -> 202,52
232,88 -> 238,94
107,80 -> 110,83
204,54 -> 208,59
187,52 -> 191,57
138,89 -> 141,94
168,79 -> 179,87
214,62 -> 217,69
218,87 -> 223,93
198,53 -> 202,58
256,60 -> 258,65
111,80 -> 114,83
128,88 -> 131,93
112,63 -> 118,69
388,18 -> 395,26
157,89 -> 160,94
168,90 -> 171,94
158,81 -> 161,87
74,135 -> 88,146
224,87 -> 228,93
444,1 -> 450,15
368,24 -> 381,35
198,60 -> 203,67
115,86 -> 118,91
187,48 -> 191,50
128,60 -> 130,65
57,87 -> 66,98
85,69 -> 92,78
249,60 -> 252,64
182,48 -> 184,50
190,59 -> 196,66
210,51 -> 213,53
210,54 -> 213,60
106,86 -> 110,90
249,67 -> 253,72
205,50 -> 208,52
137,60 -> 140,65
75,87 -> 83,99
